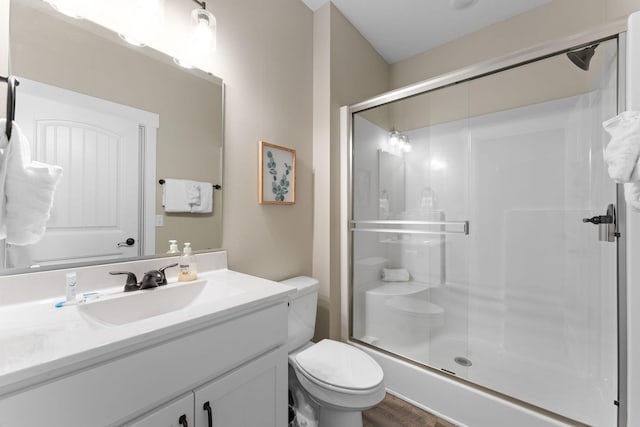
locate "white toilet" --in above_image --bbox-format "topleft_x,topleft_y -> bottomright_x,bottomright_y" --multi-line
282,276 -> 385,427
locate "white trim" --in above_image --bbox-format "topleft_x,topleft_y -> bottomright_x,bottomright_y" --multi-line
16,77 -> 159,129
625,11 -> 640,427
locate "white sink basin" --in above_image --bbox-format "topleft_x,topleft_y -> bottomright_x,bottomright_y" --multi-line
78,280 -> 207,325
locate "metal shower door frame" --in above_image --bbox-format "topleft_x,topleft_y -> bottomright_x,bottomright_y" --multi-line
341,20 -> 628,426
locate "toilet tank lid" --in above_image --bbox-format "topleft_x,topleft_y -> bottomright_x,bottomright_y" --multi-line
280,276 -> 319,295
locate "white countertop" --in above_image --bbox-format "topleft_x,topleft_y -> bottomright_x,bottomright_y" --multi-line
0,266 -> 295,397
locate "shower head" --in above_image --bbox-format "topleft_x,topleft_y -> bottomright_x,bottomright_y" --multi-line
566,44 -> 599,71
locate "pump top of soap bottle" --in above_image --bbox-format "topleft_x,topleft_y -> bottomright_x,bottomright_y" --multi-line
167,240 -> 180,254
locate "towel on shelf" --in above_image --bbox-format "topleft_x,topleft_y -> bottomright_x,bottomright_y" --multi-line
162,178 -> 213,213
0,119 -> 63,245
381,268 -> 410,282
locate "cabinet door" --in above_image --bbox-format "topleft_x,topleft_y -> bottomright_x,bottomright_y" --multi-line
125,393 -> 194,427
194,347 -> 287,427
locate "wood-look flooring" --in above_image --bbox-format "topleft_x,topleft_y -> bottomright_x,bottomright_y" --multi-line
363,393 -> 457,427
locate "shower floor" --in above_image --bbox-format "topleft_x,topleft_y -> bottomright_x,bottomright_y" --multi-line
373,334 -> 612,426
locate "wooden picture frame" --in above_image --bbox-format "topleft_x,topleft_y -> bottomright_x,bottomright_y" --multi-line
259,141 -> 296,204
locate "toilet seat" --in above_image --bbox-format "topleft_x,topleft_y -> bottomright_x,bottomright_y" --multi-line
294,339 -> 384,391
289,339 -> 386,412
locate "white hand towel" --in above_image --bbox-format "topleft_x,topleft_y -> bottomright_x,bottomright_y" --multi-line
162,179 -> 198,213
381,268 -> 410,282
1,120 -> 63,245
190,181 -> 213,213
603,111 -> 640,182
625,182 -> 640,211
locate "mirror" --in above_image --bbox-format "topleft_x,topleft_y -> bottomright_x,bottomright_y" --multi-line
3,0 -> 224,273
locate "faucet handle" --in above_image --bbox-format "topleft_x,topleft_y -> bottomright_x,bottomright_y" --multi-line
157,263 -> 178,286
140,270 -> 163,290
109,271 -> 139,292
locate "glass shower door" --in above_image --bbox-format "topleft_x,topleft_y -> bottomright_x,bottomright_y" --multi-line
349,37 -> 619,426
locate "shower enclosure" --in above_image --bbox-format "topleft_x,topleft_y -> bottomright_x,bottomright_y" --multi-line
344,35 -> 623,426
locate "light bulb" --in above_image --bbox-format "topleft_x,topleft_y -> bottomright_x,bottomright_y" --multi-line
191,8 -> 217,53
389,130 -> 400,147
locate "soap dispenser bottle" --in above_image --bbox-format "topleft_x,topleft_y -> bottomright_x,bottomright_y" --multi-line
178,242 -> 198,282
166,240 -> 180,255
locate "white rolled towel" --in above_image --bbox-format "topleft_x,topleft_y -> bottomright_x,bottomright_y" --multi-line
624,182 -> 640,211
2,120 -> 63,245
381,268 -> 410,282
603,111 -> 640,182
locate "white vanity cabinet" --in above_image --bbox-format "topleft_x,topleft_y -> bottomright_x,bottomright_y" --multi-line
0,301 -> 289,427
127,348 -> 286,427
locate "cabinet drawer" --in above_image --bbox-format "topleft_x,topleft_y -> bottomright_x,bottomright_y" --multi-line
0,302 -> 288,427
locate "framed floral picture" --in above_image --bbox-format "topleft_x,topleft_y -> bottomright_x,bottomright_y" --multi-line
259,141 -> 296,204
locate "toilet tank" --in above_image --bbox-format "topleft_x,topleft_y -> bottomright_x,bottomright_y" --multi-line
280,276 -> 319,352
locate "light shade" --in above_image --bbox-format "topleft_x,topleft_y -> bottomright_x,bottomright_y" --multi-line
191,8 -> 217,54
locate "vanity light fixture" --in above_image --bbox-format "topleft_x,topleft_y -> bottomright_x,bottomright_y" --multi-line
191,0 -> 217,54
173,0 -> 217,70
117,0 -> 164,48
384,130 -> 411,155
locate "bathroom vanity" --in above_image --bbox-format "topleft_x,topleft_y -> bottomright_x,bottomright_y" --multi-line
0,251 -> 293,426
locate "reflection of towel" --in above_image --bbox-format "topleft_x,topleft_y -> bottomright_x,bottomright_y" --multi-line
190,182 -> 213,213
381,268 -> 410,282
162,179 -> 213,213
603,112 -> 640,210
0,120 -> 63,245
162,179 -> 198,213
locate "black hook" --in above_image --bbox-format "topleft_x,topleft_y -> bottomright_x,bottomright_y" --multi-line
1,75 -> 20,140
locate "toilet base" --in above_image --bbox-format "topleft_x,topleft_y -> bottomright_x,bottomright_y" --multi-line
319,406 -> 363,427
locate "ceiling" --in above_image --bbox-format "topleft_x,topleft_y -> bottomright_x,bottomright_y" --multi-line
302,0 -> 551,64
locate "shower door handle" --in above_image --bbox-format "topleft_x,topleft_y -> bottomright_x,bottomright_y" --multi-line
582,204 -> 617,242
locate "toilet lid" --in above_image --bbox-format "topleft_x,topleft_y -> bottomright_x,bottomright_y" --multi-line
295,339 -> 384,390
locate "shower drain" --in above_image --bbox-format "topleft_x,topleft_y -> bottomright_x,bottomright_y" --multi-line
454,356 -> 473,367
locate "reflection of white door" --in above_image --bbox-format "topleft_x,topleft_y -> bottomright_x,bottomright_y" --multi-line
9,79 -> 157,268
